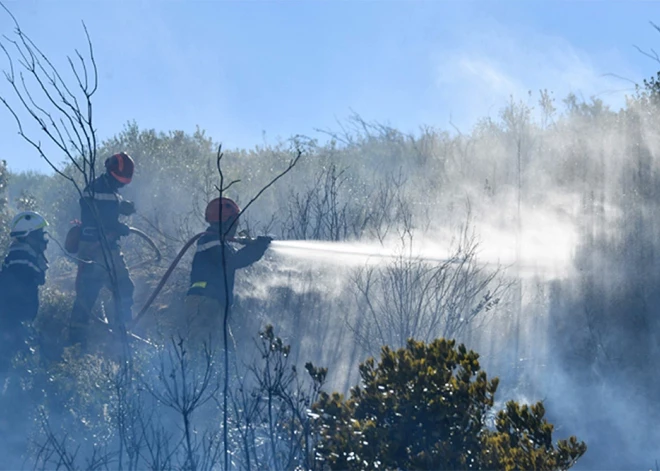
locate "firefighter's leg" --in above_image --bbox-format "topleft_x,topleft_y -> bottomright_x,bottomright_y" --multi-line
0,315 -> 22,376
70,260 -> 104,347
109,249 -> 134,326
183,295 -> 228,352
0,320 -> 31,469
182,295 -> 239,375
215,304 -> 240,374
183,295 -> 209,347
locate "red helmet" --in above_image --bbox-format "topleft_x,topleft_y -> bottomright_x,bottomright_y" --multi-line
105,152 -> 135,184
205,197 -> 240,223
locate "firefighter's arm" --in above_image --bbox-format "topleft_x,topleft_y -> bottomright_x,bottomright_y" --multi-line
232,236 -> 272,269
114,223 -> 131,237
119,200 -> 136,216
207,242 -> 244,270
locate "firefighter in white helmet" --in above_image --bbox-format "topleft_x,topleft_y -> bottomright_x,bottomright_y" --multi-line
0,211 -> 49,374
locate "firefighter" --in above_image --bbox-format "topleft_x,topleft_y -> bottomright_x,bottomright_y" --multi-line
183,197 -> 271,348
69,152 -> 137,347
0,211 -> 49,374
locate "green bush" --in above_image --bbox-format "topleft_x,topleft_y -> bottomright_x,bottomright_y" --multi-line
312,338 -> 586,470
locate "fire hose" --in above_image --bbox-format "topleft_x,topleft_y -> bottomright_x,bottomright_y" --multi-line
55,223 -> 261,333
128,232 -> 206,330
127,227 -> 162,268
128,233 -> 257,331
51,226 -> 163,281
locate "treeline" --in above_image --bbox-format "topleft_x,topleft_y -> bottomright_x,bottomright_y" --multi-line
2,82 -> 660,467
5,323 -> 587,470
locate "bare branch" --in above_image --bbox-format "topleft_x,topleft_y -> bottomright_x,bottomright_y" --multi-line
633,44 -> 660,65
225,140 -> 305,237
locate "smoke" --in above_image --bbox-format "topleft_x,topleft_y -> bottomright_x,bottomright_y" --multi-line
231,99 -> 660,468
3,1 -> 660,467
4,58 -> 660,471
269,210 -> 578,279
14,104 -> 659,468
119,97 -> 660,467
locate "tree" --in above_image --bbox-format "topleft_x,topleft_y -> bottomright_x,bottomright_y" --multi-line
30,325 -> 327,471
0,160 -> 10,254
312,337 -> 586,470
633,22 -> 660,109
230,324 -> 327,471
349,213 -> 508,356
0,4 -> 133,335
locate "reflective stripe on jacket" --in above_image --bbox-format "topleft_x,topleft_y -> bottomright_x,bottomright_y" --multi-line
0,241 -> 48,321
186,227 -> 268,305
79,174 -> 127,246
1,241 -> 47,286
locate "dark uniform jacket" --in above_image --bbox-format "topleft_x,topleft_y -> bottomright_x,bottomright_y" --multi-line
186,228 -> 269,306
0,241 -> 48,322
79,174 -> 130,248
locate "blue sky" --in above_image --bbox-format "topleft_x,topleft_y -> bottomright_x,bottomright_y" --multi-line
1,0 -> 660,173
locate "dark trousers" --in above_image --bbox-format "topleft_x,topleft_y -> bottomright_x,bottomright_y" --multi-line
0,279 -> 37,374
0,316 -> 30,376
70,241 -> 134,342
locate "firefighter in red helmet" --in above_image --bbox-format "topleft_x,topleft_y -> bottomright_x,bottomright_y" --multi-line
69,152 -> 137,348
183,197 -> 271,347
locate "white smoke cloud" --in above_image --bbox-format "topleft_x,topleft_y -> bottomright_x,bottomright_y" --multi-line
433,22 -> 637,130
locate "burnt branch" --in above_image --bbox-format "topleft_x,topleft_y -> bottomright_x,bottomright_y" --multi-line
0,4 -> 134,348
0,3 -> 98,183
228,140 -> 305,235
212,135 -> 306,470
215,144 -> 241,194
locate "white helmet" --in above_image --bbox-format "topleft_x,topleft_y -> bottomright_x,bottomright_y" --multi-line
10,211 -> 48,238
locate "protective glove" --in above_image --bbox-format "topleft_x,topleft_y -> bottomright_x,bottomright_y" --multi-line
117,223 -> 131,237
257,236 -> 273,247
255,235 -> 273,249
119,200 -> 136,216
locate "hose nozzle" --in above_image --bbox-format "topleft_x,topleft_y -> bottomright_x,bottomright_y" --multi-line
230,235 -> 274,246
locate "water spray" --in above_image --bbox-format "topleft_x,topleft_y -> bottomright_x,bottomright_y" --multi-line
269,239 -> 458,265
269,237 -> 576,279
130,233 -> 558,332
